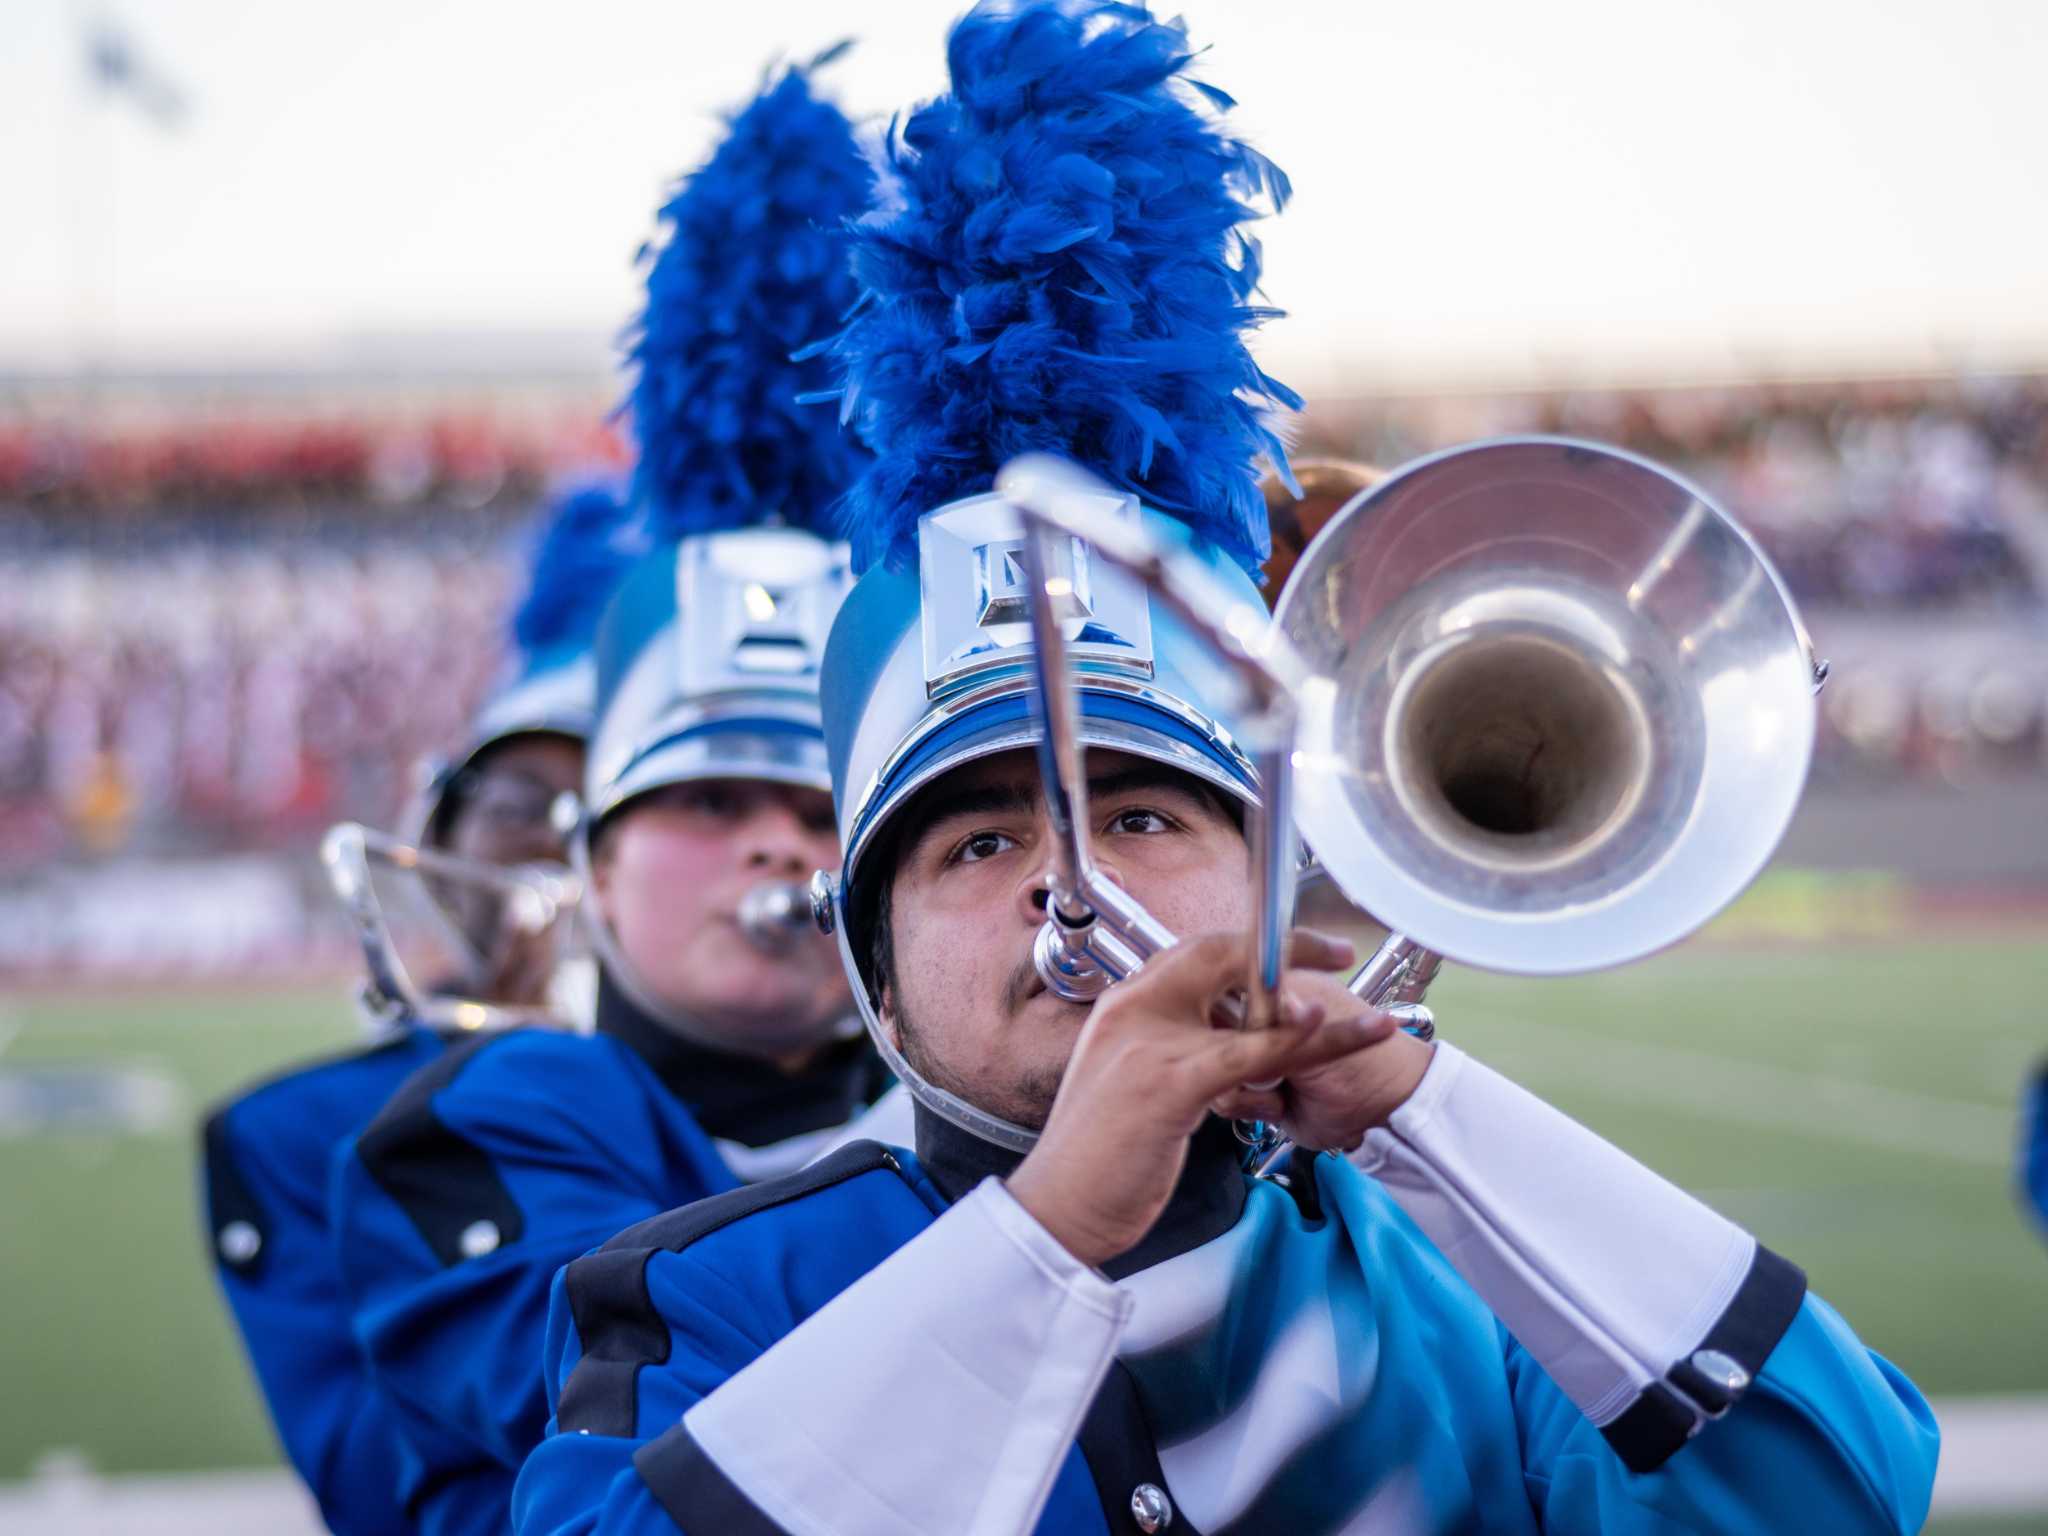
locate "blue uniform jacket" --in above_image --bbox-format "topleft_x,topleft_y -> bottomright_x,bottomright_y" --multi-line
2022,1057 -> 2048,1238
514,1136 -> 1939,1536
201,1023 -> 446,1536
329,978 -> 882,1536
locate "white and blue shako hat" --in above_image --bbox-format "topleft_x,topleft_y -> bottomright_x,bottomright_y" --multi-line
583,51 -> 871,825
415,477 -> 637,850
813,2 -> 1301,1040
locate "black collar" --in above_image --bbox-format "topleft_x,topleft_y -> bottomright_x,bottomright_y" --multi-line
595,971 -> 883,1148
912,1101 -> 1248,1280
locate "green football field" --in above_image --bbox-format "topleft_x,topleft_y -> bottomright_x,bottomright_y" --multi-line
1,931 -> 2043,1531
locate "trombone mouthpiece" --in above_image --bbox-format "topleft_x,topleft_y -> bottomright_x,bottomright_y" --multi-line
737,882 -> 813,953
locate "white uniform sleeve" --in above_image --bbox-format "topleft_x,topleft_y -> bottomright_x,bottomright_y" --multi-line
674,1176 -> 1130,1536
1353,1040 -> 1805,1469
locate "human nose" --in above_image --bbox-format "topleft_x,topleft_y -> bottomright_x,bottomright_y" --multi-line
1013,821 -> 1128,927
741,801 -> 812,877
1011,863 -> 1053,928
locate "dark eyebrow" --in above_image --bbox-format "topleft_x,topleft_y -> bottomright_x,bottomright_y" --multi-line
898,779 -> 1040,861
1085,767 -> 1219,807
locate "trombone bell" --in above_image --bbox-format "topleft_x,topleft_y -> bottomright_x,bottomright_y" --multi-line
1276,437 -> 1821,977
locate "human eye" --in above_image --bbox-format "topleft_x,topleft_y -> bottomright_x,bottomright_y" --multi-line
672,782 -> 740,819
946,829 -> 1019,866
1106,806 -> 1176,836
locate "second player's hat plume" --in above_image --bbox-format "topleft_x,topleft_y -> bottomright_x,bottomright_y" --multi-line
627,47 -> 873,540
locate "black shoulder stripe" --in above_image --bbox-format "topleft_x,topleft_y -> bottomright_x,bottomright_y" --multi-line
554,1141 -> 901,1440
1684,1245 -> 1807,1397
556,1247 -> 674,1437
367,1027 -> 502,1118
199,1108 -> 269,1277
1597,1381 -> 1699,1475
600,1139 -> 901,1257
1601,1244 -> 1808,1473
354,1031 -> 525,1268
1078,1360 -> 1205,1535
634,1421 -> 789,1534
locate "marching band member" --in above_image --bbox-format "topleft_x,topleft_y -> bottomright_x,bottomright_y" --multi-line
514,6 -> 1940,1533
326,57 -> 889,1536
200,476 -> 631,1536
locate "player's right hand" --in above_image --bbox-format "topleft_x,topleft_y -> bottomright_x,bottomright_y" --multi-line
1005,929 -> 1392,1269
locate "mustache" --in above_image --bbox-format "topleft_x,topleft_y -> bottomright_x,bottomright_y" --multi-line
999,951 -> 1045,1017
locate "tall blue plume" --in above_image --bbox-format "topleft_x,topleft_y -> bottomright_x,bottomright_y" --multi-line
510,477 -> 643,660
817,1 -> 1300,577
627,48 -> 873,541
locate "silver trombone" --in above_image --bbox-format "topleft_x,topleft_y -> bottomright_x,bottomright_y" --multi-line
997,437 -> 1828,1167
1004,454 -> 1304,1035
319,822 -> 585,1036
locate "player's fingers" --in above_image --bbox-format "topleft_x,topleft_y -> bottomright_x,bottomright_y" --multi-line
1121,930 -> 1257,1018
1210,1084 -> 1287,1122
1196,1010 -> 1387,1096
1134,930 -> 1357,1036
1285,928 -> 1356,973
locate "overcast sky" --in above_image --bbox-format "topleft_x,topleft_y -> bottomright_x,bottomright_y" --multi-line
6,0 -> 2046,390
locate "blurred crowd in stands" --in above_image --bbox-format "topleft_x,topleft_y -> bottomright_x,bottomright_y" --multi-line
2,374 -> 2045,872
1310,373 -> 2046,612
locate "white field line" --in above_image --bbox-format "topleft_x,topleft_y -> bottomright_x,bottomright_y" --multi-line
1931,1395 -> 2048,1515
0,1396 -> 2040,1525
1453,1013 -> 2017,1167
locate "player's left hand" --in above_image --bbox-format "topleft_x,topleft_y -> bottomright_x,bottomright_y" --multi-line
1209,967 -> 1434,1152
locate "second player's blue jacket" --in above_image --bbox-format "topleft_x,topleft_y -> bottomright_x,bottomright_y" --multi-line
329,975 -> 884,1536
201,1022 -> 447,1536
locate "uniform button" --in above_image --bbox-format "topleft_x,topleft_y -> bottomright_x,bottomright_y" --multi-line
459,1220 -> 502,1258
1690,1348 -> 1750,1400
1130,1482 -> 1173,1532
218,1221 -> 262,1264
1670,1345 -> 1752,1421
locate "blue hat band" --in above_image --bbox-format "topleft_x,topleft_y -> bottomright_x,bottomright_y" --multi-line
596,715 -> 831,821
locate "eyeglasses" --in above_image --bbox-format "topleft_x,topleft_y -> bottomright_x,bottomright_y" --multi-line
450,768 -> 567,832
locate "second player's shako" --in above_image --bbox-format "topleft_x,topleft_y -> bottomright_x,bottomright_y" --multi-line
812,0 -> 1300,1149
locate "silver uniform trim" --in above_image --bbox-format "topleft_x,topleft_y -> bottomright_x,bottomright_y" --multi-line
919,489 -> 1154,693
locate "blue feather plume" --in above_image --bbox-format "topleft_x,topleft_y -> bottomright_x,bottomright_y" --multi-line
816,1 -> 1300,577
511,478 -> 644,659
626,52 -> 873,541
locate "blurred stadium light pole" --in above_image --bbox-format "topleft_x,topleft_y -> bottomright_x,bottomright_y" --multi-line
71,5 -> 190,395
